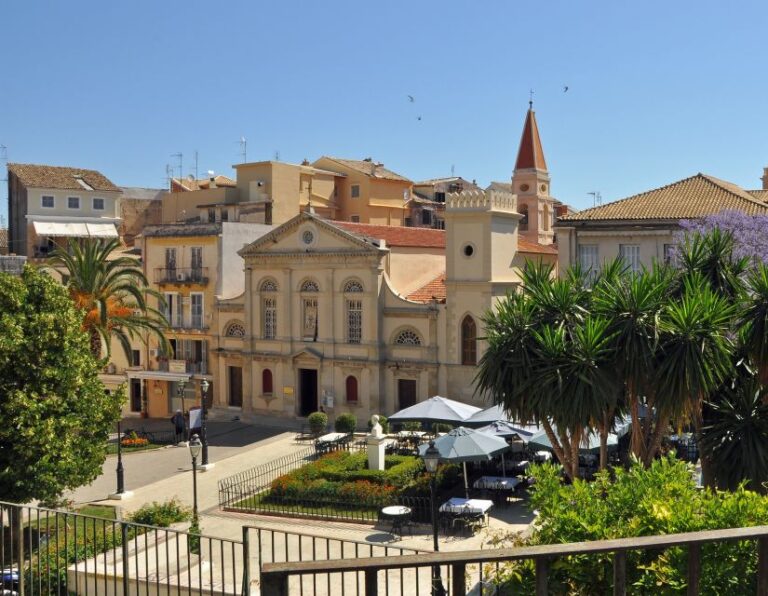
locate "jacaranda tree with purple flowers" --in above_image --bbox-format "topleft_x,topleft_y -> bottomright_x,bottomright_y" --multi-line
677,210 -> 768,264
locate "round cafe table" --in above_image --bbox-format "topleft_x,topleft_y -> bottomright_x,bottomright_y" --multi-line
381,506 -> 412,538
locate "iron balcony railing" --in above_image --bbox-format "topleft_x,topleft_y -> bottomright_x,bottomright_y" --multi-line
162,313 -> 208,330
261,525 -> 768,596
155,267 -> 209,284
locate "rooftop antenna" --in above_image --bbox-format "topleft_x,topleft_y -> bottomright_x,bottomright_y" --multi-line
450,164 -> 455,177
171,152 -> 183,185
165,164 -> 175,190
193,150 -> 199,180
588,191 -> 602,207
0,145 -> 7,227
239,137 -> 247,163
274,150 -> 280,162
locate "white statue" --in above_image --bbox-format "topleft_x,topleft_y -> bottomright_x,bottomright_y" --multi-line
370,414 -> 384,438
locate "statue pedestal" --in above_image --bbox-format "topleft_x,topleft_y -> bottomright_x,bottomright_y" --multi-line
367,434 -> 386,471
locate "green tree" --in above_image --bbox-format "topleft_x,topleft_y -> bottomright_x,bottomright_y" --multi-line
0,266 -> 123,503
48,238 -> 168,360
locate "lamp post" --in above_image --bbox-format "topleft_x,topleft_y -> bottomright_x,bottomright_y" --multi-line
116,420 -> 125,494
422,440 -> 447,596
200,379 -> 210,467
189,434 -> 202,521
177,379 -> 188,442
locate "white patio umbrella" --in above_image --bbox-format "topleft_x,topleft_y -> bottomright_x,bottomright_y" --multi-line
462,404 -> 514,427
417,426 -> 510,498
529,426 -> 618,454
389,395 -> 481,426
476,420 -> 541,442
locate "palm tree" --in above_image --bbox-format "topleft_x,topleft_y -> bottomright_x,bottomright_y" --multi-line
741,263 -> 768,384
48,238 -> 168,360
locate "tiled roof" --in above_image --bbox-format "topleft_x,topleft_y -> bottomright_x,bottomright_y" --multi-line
515,109 -> 548,171
333,222 -> 446,248
560,173 -> 768,222
518,238 -> 558,255
748,190 -> 768,202
141,223 -> 222,238
172,175 -> 236,191
315,157 -> 411,182
407,273 -> 446,303
8,163 -> 120,192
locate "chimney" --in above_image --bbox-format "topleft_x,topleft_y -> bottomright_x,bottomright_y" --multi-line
762,167 -> 768,191
207,170 -> 216,189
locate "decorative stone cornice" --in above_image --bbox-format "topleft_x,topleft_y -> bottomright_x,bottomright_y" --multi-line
446,188 -> 517,213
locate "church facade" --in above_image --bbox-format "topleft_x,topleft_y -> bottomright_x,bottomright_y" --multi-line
208,108 -> 560,423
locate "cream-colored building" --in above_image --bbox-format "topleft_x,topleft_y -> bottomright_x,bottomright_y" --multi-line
556,172 -> 768,274
7,163 -> 122,257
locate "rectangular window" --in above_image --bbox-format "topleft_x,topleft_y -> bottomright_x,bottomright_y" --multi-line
421,210 -> 432,225
578,244 -> 599,274
207,208 -> 216,223
351,184 -> 360,198
131,349 -> 141,367
620,244 -> 641,273
190,246 -> 203,280
163,293 -> 182,327
190,293 -> 204,329
350,215 -> 360,223
221,208 -> 229,222
263,297 -> 277,339
434,191 -> 446,203
41,195 -> 54,208
302,297 -> 318,341
347,299 -> 362,344
92,197 -> 105,210
67,196 -> 80,209
165,248 -> 177,273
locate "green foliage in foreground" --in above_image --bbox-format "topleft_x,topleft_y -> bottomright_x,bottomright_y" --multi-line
490,457 -> 768,594
128,498 -> 192,527
0,267 -> 123,503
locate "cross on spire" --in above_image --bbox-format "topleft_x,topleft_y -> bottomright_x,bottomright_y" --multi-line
529,89 -> 534,109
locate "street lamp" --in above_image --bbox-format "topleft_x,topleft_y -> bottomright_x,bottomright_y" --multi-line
422,440 -> 447,596
189,434 -> 202,521
115,420 -> 125,494
200,379 -> 210,467
177,380 -> 188,442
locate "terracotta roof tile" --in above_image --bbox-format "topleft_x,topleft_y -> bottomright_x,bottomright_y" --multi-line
407,272 -> 446,303
333,221 -> 446,248
8,163 -> 120,192
748,190 -> 768,203
315,157 -> 411,182
518,238 -> 558,255
172,175 -> 236,191
560,173 -> 768,222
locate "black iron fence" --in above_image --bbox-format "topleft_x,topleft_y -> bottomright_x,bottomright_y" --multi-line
0,500 -> 244,595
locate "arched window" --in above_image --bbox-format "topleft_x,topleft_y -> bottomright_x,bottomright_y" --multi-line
262,369 -> 273,395
394,329 -> 422,346
519,204 -> 529,231
260,279 -> 278,292
346,298 -> 362,344
346,376 -> 358,404
343,279 -> 363,293
225,321 -> 246,337
461,315 -> 477,366
300,279 -> 319,292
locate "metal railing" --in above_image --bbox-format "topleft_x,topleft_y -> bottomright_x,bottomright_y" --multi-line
0,501 -> 244,595
155,267 -> 210,284
261,525 -> 768,596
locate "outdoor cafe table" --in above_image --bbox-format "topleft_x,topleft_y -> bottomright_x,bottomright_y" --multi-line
439,498 -> 493,516
473,476 -> 521,491
380,506 -> 412,538
317,432 -> 346,444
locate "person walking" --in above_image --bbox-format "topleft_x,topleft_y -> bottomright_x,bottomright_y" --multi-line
171,409 -> 186,443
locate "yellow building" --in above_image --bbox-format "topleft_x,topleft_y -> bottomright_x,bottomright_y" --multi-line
311,157 -> 412,225
555,172 -> 768,273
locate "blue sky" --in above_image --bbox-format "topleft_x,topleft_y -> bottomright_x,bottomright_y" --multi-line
2,0 -> 768,223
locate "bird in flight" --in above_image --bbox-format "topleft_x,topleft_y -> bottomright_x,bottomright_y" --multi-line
407,95 -> 415,102
563,86 -> 569,93
417,116 -> 422,121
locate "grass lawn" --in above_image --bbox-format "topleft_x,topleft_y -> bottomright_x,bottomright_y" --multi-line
234,492 -> 381,520
106,442 -> 164,455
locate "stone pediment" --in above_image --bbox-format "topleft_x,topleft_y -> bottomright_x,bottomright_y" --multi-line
239,212 -> 385,258
292,347 -> 324,362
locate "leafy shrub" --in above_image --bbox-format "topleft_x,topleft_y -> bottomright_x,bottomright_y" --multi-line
334,413 -> 357,433
432,423 -> 454,434
308,412 -> 328,435
368,414 -> 390,434
489,456 -> 768,594
402,421 -> 422,432
128,498 -> 192,527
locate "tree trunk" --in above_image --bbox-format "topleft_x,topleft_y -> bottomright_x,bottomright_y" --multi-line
629,390 -> 646,462
541,420 -> 571,478
599,412 -> 610,470
89,329 -> 102,360
570,432 -> 581,480
643,413 -> 669,467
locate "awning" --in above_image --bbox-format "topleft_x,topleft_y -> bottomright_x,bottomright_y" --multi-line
32,221 -> 118,238
33,221 -> 89,237
86,223 -> 119,237
125,370 -> 192,383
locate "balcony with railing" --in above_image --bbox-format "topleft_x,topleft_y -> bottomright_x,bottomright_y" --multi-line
162,313 -> 208,331
157,358 -> 208,375
155,267 -> 209,285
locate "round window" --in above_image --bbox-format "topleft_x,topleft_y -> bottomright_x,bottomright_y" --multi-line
540,184 -> 547,192
463,244 -> 474,257
302,230 -> 315,245
520,184 -> 529,192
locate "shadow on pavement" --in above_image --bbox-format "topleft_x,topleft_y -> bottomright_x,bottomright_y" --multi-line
121,417 -> 290,448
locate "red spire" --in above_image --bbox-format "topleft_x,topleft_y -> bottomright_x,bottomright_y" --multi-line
514,108 -> 547,171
